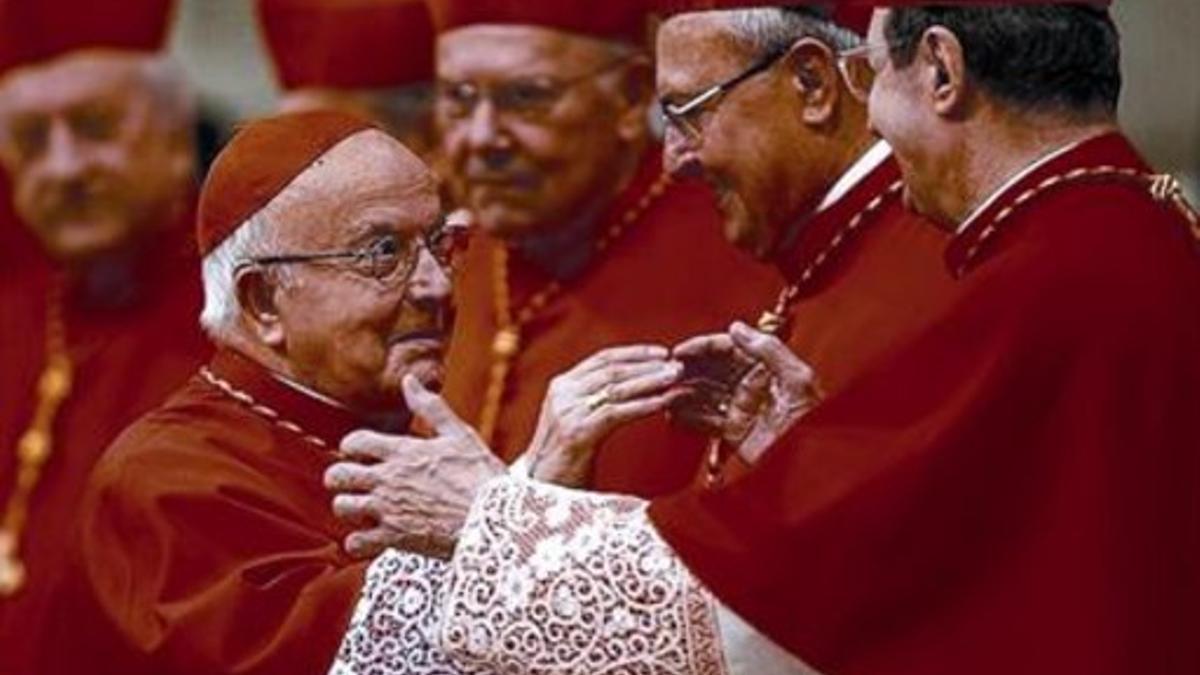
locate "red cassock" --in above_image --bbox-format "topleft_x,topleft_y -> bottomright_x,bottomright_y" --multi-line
39,349 -> 369,675
651,133 -> 1200,673
0,212 -> 209,675
441,147 -> 781,497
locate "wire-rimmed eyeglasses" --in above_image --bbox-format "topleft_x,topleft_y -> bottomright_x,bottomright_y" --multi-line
235,215 -> 470,284
660,46 -> 789,140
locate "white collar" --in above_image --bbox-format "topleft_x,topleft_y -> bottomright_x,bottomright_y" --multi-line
956,137 -> 1090,234
815,140 -> 893,213
271,373 -> 350,410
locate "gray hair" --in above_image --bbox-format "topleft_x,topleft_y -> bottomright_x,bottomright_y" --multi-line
720,7 -> 862,58
198,209 -> 291,343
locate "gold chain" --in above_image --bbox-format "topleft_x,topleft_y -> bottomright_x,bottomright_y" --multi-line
478,173 -> 672,445
0,280 -> 74,597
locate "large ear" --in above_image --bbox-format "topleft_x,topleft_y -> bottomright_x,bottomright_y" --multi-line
783,37 -> 841,128
919,25 -> 969,117
234,266 -> 286,348
614,54 -> 655,143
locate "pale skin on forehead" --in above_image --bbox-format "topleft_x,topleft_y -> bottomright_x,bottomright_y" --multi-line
437,24 -> 627,78
0,49 -> 151,113
263,129 -> 440,249
657,12 -> 759,97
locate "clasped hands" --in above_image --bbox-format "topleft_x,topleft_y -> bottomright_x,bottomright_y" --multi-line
323,321 -> 820,560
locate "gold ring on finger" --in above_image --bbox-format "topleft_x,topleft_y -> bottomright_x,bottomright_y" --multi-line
585,386 -> 611,412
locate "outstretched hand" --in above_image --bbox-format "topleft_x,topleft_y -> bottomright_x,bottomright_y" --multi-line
324,375 -> 503,560
524,345 -> 684,486
672,322 -> 821,464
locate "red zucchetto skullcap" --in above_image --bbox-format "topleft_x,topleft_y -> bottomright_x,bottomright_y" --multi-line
0,0 -> 176,74
196,110 -> 377,256
428,0 -> 653,44
256,0 -> 435,90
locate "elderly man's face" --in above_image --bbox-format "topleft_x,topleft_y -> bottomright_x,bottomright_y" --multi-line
435,25 -> 643,239
658,15 -> 820,259
263,130 -> 451,414
0,51 -> 190,262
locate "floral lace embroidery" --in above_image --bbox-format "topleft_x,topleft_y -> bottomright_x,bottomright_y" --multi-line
441,477 -> 729,675
330,551 -> 487,675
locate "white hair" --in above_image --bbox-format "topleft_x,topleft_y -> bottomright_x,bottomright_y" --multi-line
199,209 -> 289,343
721,7 -> 863,57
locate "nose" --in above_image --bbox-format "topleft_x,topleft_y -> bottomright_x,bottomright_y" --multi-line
465,98 -> 507,152
457,98 -> 516,173
405,246 -> 452,311
663,124 -> 702,180
39,118 -> 88,180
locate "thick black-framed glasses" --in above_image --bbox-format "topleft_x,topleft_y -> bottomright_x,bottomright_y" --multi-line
660,46 -> 789,140
437,57 -> 631,122
236,215 -> 470,283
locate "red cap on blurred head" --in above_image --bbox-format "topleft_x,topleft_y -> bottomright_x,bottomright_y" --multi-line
0,0 -> 176,73
428,0 -> 654,44
197,110 -> 377,255
256,0 -> 435,90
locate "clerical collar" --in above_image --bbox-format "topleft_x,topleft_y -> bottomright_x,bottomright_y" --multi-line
270,370 -> 410,433
271,372 -> 350,411
204,349 -> 376,449
815,140 -> 893,214
772,141 -> 904,295
956,136 -> 1093,235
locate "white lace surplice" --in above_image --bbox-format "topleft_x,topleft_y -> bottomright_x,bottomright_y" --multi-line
332,477 -> 817,675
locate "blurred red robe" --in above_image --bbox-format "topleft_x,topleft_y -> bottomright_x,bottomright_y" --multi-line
0,209 -> 209,675
40,349 -> 369,675
652,133 -> 1200,673
442,147 -> 780,497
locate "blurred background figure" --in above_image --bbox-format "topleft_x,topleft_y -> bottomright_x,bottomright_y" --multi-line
0,1 -> 209,672
255,0 -> 439,159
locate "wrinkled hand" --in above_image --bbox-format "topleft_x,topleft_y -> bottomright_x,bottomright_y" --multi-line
670,329 -> 758,441
324,375 -> 504,560
525,345 -> 684,487
672,322 -> 821,463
